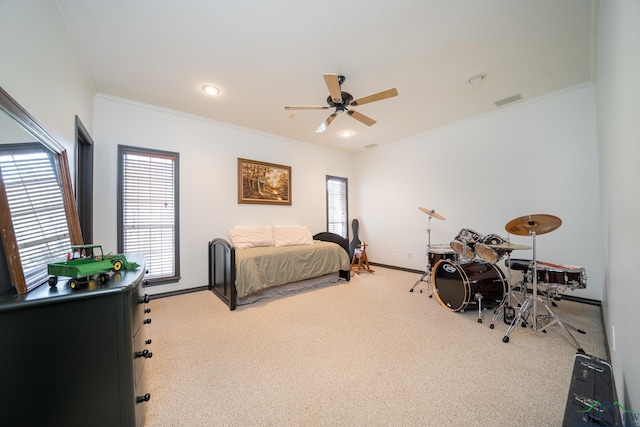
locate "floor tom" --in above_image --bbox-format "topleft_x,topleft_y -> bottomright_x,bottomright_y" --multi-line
428,244 -> 459,268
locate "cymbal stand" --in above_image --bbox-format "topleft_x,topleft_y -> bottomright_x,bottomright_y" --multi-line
410,213 -> 434,293
501,230 -> 584,353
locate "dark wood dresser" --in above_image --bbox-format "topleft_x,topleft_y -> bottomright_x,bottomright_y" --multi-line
0,254 -> 151,427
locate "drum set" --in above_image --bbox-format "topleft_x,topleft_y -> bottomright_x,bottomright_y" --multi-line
412,208 -> 587,351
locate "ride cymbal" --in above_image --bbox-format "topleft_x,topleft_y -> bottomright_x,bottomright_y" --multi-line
505,214 -> 562,236
418,207 -> 446,221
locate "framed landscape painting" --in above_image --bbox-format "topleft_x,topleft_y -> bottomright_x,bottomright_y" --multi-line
238,158 -> 291,205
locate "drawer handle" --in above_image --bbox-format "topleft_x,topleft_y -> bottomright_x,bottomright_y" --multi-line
135,349 -> 153,359
136,393 -> 151,404
138,294 -> 150,304
143,318 -> 152,325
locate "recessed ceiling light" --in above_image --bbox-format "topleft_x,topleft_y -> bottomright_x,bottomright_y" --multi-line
339,130 -> 354,138
202,84 -> 221,96
468,74 -> 486,84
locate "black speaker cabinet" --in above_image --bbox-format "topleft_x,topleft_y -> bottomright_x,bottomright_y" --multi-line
563,353 -> 621,426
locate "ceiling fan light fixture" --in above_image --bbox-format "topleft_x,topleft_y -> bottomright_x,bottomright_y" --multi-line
468,73 -> 486,84
340,130 -> 354,138
202,84 -> 221,96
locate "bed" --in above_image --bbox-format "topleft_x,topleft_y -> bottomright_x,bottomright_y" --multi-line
208,227 -> 351,310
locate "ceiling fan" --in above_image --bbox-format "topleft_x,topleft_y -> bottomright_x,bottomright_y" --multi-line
284,74 -> 398,133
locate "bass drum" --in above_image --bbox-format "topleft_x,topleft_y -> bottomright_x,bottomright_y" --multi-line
432,260 -> 506,312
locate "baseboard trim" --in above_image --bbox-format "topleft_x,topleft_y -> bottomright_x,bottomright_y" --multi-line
368,262 -> 602,306
369,262 -> 425,275
147,285 -> 208,300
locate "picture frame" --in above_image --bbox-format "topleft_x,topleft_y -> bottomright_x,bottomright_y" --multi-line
238,158 -> 291,205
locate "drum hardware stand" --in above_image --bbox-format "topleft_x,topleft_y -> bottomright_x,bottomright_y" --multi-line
410,213 -> 433,293
501,229 -> 584,353
489,247 -> 523,329
461,239 -> 472,261
410,207 -> 446,294
474,293 -> 484,323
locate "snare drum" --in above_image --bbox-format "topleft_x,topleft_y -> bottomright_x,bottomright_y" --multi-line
475,234 -> 508,264
428,244 -> 459,268
533,262 -> 587,290
450,228 -> 483,258
432,260 -> 506,312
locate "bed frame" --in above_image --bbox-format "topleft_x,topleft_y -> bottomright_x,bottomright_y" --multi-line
208,232 -> 351,310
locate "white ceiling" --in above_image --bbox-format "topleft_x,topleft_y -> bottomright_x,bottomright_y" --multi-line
59,0 -> 595,154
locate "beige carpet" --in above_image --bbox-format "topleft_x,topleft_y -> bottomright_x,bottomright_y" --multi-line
143,267 -> 606,426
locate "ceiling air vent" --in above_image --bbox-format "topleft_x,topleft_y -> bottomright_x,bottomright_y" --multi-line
364,143 -> 378,149
494,93 -> 523,107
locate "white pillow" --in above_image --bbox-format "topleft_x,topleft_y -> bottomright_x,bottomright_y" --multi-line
273,226 -> 314,247
228,225 -> 274,249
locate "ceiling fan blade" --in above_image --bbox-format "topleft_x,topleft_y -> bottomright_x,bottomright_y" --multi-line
323,73 -> 343,104
350,88 -> 398,106
347,110 -> 377,127
315,113 -> 337,133
284,106 -> 328,110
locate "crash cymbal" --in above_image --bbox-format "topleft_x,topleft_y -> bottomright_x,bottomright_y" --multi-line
505,214 -> 562,236
418,207 -> 445,221
487,242 -> 532,251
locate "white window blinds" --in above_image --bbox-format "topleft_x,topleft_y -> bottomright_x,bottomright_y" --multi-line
0,147 -> 70,290
120,148 -> 178,281
326,175 -> 348,239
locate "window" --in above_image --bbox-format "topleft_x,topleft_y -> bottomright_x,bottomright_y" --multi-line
326,175 -> 348,239
118,146 -> 179,284
0,145 -> 71,291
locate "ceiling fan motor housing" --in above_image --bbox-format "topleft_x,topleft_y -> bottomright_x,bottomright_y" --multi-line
327,92 -> 354,112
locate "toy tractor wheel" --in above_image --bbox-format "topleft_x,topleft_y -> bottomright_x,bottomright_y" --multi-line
68,279 -> 79,290
99,273 -> 110,284
48,276 -> 58,287
111,260 -> 123,272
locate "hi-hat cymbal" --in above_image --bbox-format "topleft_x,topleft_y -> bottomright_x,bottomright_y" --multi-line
418,207 -> 445,221
505,214 -> 562,236
487,242 -> 532,251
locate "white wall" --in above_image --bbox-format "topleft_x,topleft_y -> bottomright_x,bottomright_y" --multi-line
92,96 -> 353,295
0,0 -> 95,153
4,0 -> 638,411
596,0 -> 640,410
353,84 -> 603,301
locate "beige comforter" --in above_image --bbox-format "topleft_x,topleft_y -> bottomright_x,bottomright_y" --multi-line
235,241 -> 350,298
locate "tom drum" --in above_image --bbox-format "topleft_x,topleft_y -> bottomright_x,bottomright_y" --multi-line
432,260 -> 506,312
475,234 -> 508,264
450,228 -> 483,259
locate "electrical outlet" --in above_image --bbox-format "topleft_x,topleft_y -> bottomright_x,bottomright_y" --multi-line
408,252 -> 412,259
393,250 -> 398,256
